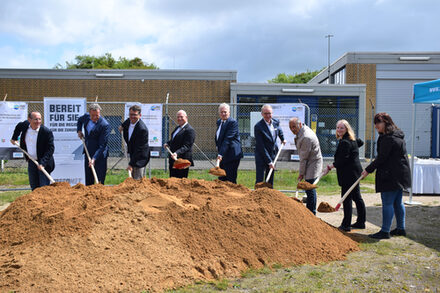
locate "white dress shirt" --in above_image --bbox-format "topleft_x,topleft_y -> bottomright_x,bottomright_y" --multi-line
25,126 -> 39,159
172,122 -> 188,139
265,120 -> 276,141
128,120 -> 138,141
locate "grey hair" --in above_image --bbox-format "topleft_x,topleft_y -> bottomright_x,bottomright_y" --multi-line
177,109 -> 187,117
218,103 -> 230,113
289,117 -> 301,126
89,103 -> 102,112
261,104 -> 273,113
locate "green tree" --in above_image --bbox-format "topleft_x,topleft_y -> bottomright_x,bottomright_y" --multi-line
54,53 -> 158,69
268,69 -> 322,84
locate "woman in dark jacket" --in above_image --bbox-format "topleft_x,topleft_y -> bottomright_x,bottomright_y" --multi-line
362,113 -> 411,239
326,119 -> 366,232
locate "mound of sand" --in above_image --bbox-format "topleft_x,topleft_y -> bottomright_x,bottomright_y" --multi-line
0,178 -> 359,292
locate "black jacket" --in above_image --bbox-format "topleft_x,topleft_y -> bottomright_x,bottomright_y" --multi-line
365,129 -> 411,192
167,123 -> 196,165
121,118 -> 150,168
333,134 -> 363,187
12,120 -> 55,173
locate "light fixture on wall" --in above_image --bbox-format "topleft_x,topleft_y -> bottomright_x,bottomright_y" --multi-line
399,56 -> 430,61
95,73 -> 124,78
281,88 -> 315,93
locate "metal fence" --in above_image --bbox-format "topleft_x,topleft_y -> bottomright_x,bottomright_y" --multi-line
2,101 -> 362,170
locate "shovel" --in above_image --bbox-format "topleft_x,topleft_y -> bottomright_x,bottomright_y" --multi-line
165,146 -> 191,169
121,140 -> 132,178
317,175 -> 363,213
297,170 -> 326,191
209,158 -> 226,177
255,143 -> 284,189
80,137 -> 99,184
13,141 -> 55,184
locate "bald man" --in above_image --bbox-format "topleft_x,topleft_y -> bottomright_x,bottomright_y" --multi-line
164,110 -> 196,178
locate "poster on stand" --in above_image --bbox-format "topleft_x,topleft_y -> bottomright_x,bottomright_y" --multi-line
0,102 -> 28,159
124,103 -> 163,157
44,97 -> 86,185
250,103 -> 305,161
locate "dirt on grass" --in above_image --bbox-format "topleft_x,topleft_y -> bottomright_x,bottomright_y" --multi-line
0,178 -> 358,292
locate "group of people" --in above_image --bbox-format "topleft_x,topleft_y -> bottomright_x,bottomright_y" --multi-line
11,103 -> 411,240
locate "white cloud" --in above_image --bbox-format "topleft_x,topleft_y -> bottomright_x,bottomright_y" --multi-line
0,0 -> 439,81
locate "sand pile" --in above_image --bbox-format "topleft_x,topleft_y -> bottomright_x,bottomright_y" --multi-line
0,178 -> 359,292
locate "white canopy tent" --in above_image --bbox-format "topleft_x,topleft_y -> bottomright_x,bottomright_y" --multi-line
408,79 -> 440,204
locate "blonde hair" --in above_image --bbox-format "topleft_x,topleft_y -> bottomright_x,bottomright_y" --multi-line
336,119 -> 356,141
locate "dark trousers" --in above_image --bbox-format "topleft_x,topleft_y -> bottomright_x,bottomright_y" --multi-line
305,178 -> 317,215
84,157 -> 107,186
255,162 -> 274,186
341,183 -> 366,227
219,159 -> 240,184
28,161 -> 50,190
169,163 -> 189,178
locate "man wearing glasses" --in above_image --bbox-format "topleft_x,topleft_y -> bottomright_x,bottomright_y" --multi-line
254,104 -> 286,187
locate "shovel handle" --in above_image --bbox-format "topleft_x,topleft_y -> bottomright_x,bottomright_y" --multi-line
334,175 -> 363,211
215,158 -> 220,168
13,142 -> 55,184
265,143 -> 284,183
80,137 -> 99,184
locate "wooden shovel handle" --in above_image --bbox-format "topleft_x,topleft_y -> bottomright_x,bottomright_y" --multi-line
80,137 -> 99,184
335,175 -> 363,211
13,142 -> 55,184
265,143 -> 284,183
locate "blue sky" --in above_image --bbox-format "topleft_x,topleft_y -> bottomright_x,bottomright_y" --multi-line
0,0 -> 439,82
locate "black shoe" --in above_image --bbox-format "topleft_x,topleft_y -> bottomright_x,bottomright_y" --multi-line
338,225 -> 351,232
390,228 -> 406,236
368,231 -> 390,239
351,222 -> 366,229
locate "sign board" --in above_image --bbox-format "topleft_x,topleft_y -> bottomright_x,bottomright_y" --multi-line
44,97 -> 86,185
124,103 -> 163,156
250,103 -> 306,161
0,102 -> 28,159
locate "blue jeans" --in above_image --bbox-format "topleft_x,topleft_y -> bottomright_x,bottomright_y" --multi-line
28,161 -> 50,190
380,190 -> 405,232
305,178 -> 317,215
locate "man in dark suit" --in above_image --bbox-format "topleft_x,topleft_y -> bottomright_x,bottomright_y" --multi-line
11,111 -> 55,190
164,110 -> 196,178
254,104 -> 286,186
120,104 -> 150,179
215,103 -> 243,183
77,103 -> 110,185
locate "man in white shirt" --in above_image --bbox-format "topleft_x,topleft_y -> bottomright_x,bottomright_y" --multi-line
11,112 -> 55,190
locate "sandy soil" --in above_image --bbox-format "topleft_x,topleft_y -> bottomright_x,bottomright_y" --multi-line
0,178 -> 359,292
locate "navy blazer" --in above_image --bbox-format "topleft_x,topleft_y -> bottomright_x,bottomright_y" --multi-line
254,118 -> 285,165
121,118 -> 150,168
215,117 -> 243,163
167,123 -> 196,165
77,113 -> 110,160
12,120 -> 55,173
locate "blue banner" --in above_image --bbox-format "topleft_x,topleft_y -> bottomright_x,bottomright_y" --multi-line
414,79 -> 440,104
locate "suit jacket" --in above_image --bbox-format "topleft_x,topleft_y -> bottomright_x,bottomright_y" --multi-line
294,124 -> 323,180
77,113 -> 110,160
215,117 -> 243,163
167,123 -> 196,165
12,120 -> 55,173
254,118 -> 284,165
333,133 -> 363,187
121,118 -> 150,168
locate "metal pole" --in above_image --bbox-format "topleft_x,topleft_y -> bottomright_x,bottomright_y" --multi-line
164,92 -> 169,172
406,101 -> 421,205
368,98 -> 375,160
325,34 -> 334,83
1,159 -> 4,172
